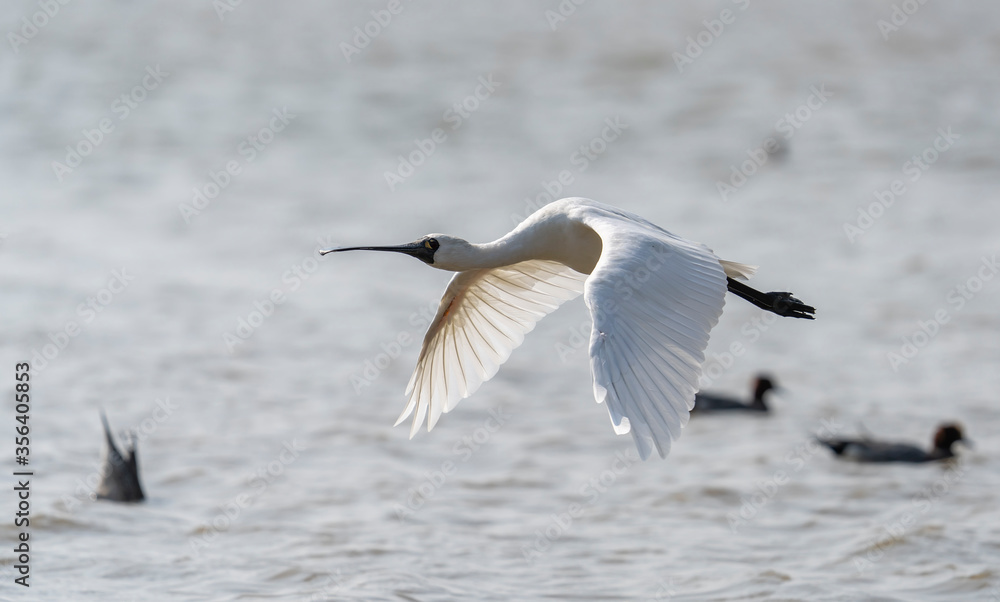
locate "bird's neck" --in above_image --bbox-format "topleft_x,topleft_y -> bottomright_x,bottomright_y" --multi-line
466,238 -> 540,270
460,221 -> 600,274
751,386 -> 769,409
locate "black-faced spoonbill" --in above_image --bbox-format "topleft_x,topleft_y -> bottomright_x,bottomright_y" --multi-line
322,198 -> 814,459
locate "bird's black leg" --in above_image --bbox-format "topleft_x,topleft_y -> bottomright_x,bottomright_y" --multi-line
726,277 -> 816,319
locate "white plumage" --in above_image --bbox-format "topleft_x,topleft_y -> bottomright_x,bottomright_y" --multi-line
322,197 -> 813,459
399,260 -> 587,436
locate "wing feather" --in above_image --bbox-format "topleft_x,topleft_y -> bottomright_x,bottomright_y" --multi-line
582,216 -> 727,459
398,260 -> 587,436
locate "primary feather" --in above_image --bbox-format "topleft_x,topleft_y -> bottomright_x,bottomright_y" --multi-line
396,260 -> 586,436
580,210 -> 726,458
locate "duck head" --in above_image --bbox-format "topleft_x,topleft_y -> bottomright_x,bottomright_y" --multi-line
933,423 -> 969,453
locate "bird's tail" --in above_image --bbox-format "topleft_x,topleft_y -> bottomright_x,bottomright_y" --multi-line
100,411 -> 117,452
816,438 -> 848,455
720,260 -> 757,280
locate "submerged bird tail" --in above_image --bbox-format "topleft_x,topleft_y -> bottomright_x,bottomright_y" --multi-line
100,410 -> 116,449
720,260 -> 757,280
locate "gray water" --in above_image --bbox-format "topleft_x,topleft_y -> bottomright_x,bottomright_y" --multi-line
2,1 -> 1000,600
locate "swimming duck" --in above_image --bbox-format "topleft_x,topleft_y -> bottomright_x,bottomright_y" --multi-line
818,423 -> 968,463
692,374 -> 778,413
96,413 -> 145,502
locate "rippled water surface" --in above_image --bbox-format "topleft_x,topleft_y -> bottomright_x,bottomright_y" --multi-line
2,1 -> 1000,600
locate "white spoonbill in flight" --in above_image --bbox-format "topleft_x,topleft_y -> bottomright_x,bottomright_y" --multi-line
322,198 -> 814,459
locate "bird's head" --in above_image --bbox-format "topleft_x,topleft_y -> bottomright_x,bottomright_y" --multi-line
933,423 -> 970,452
320,234 -> 476,271
753,375 -> 779,397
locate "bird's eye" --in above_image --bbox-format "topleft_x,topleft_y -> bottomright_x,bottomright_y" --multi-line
424,238 -> 439,251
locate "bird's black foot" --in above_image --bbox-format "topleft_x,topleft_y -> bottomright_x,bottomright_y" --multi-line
726,278 -> 816,320
763,292 -> 816,320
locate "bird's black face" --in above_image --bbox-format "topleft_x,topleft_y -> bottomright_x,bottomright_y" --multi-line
320,236 -> 440,264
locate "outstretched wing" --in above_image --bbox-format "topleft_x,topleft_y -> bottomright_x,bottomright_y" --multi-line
397,260 -> 587,436
582,218 -> 727,459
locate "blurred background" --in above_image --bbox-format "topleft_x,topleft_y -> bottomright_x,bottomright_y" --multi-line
2,1 -> 999,600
